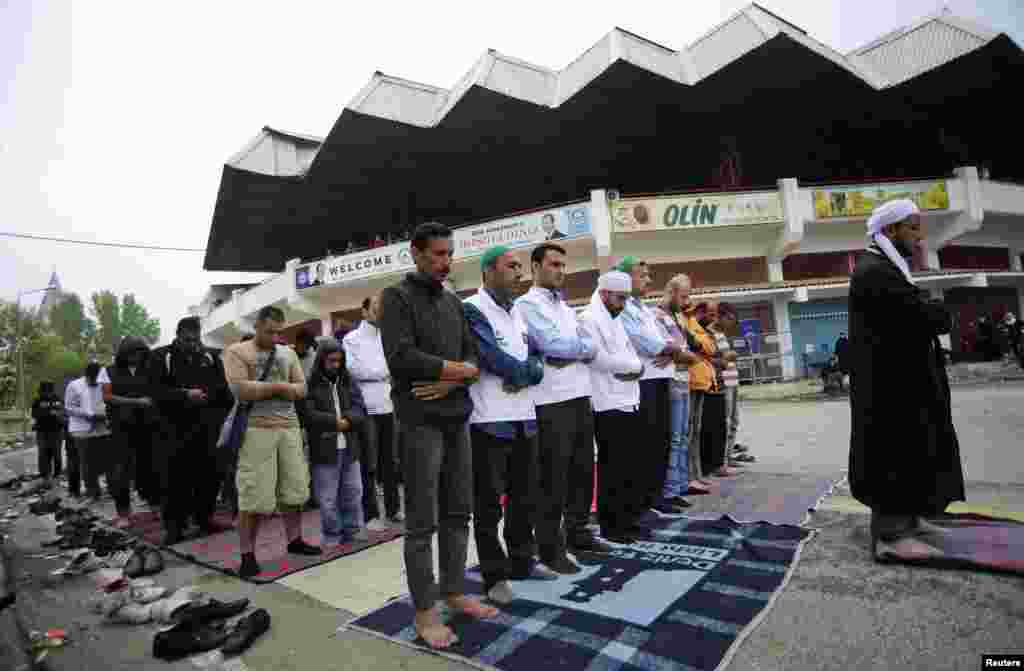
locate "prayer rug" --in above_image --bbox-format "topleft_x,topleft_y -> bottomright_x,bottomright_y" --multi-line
348,515 -> 812,671
679,472 -> 843,527
107,509 -> 403,583
875,513 -> 1024,576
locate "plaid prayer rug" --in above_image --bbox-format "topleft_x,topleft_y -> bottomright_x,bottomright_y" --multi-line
106,509 -> 403,583
348,515 -> 812,671
875,513 -> 1024,575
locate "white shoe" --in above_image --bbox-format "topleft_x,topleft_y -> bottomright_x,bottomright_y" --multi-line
366,519 -> 390,532
487,581 -> 516,605
132,586 -> 169,604
109,602 -> 153,624
526,563 -> 560,581
89,589 -> 130,616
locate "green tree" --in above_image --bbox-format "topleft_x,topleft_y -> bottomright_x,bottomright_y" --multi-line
49,292 -> 90,351
120,294 -> 161,345
90,291 -> 121,361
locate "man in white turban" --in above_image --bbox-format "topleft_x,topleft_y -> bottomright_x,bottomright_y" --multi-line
578,271 -> 648,544
847,199 -> 965,563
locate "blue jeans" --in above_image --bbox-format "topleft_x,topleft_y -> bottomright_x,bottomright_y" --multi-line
312,450 -> 364,544
662,391 -> 690,499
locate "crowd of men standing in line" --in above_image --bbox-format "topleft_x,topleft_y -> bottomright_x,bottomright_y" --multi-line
30,221 -> 757,650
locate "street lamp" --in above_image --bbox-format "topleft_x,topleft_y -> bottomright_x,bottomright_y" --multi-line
14,285 -> 56,434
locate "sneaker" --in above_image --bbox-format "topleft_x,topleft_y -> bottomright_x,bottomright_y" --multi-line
109,602 -> 154,624
221,608 -> 270,656
486,581 -> 515,605
131,586 -> 169,604
543,555 -> 581,575
668,496 -> 692,508
366,519 -> 390,532
652,502 -> 688,516
286,539 -> 321,556
238,555 -> 261,579
388,512 -> 405,524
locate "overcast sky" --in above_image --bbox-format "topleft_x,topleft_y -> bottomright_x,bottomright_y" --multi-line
2,0 -> 1021,346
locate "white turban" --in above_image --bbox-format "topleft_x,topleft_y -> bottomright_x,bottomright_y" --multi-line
598,271 -> 632,293
866,198 -> 919,284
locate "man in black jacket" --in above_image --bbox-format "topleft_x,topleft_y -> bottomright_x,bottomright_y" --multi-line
848,199 -> 964,561
380,222 -> 497,649
31,381 -> 64,487
147,317 -> 234,545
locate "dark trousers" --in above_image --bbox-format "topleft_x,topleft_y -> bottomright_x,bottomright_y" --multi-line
362,413 -> 399,520
870,511 -> 919,544
219,442 -> 239,515
535,396 -> 595,562
402,420 -> 472,611
134,426 -> 160,506
73,435 -> 111,498
160,423 -> 221,532
594,409 -> 644,537
700,392 -> 727,474
109,424 -> 146,515
470,425 -> 538,592
638,379 -> 672,510
36,431 -> 62,480
65,437 -> 80,496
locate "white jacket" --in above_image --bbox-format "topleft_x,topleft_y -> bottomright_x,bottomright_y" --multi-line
578,291 -> 642,413
342,321 -> 393,415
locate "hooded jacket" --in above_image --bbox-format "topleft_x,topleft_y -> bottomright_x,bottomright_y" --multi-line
31,387 -> 64,433
147,338 -> 233,432
298,338 -> 367,465
103,336 -> 156,431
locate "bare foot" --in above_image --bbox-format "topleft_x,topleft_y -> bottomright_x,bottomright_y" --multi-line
877,537 -> 944,560
414,608 -> 458,649
446,594 -> 499,619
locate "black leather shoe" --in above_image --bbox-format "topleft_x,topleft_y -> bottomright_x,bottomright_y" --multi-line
652,502 -> 689,516
176,598 -> 251,628
154,623 -> 230,661
238,555 -> 261,579
668,496 -> 693,508
603,531 -> 638,545
163,526 -> 183,547
570,537 -> 613,554
221,608 -> 270,656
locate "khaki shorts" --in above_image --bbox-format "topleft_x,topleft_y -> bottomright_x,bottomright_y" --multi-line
236,426 -> 310,514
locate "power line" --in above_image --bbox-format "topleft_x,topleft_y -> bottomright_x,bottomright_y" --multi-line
1,231 -> 206,252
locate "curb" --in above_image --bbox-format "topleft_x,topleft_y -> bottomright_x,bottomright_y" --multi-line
742,375 -> 1024,403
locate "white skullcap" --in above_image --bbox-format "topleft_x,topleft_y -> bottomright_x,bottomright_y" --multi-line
866,199 -> 919,236
597,271 -> 632,293
865,198 -> 919,285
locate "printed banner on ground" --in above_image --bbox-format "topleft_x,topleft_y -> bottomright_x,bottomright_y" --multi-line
296,203 -> 592,290
813,180 -> 950,219
611,191 -> 784,233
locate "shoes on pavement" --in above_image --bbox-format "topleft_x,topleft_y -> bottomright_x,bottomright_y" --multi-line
286,539 -> 321,556
123,549 -> 146,579
732,453 -> 756,463
154,622 -> 230,661
142,548 -> 165,576
733,444 -> 749,453
221,608 -> 271,656
569,536 -> 613,554
366,519 -> 391,532
542,555 -> 581,575
603,530 -> 638,545
108,602 -> 154,625
668,496 -> 693,508
176,597 -> 251,629
388,512 -> 405,523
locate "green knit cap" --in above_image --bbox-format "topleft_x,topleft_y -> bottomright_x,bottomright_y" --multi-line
614,256 -> 640,273
481,245 -> 511,271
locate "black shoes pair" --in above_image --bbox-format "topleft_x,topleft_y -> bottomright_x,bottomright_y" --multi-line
153,599 -> 269,660
568,536 -> 613,555
237,539 -> 321,579
124,547 -> 164,578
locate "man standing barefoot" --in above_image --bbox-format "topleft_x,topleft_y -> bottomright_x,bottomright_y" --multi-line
380,223 -> 498,648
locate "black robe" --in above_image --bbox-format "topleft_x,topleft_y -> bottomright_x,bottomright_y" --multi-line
847,248 -> 965,515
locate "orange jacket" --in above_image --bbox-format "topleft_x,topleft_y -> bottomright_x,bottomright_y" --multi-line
681,310 -> 719,392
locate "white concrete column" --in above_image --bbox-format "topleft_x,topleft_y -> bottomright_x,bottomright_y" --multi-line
772,294 -> 796,380
232,288 -> 254,335
590,189 -> 614,273
768,261 -> 784,282
770,177 -> 809,262
930,167 -> 985,251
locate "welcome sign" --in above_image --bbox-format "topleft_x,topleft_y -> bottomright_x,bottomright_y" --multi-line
295,242 -> 414,290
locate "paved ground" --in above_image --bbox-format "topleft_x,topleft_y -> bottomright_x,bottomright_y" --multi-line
1,382 -> 1022,670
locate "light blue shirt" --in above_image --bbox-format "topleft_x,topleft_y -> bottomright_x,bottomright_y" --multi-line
514,288 -> 596,361
619,297 -> 668,358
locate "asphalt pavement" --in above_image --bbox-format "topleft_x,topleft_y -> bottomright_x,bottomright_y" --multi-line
1,382 -> 1022,670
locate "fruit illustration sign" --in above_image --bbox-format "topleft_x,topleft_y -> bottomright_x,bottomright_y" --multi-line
611,191 -> 784,233
813,180 -> 949,219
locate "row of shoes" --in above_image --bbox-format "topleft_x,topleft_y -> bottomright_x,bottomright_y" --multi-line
123,546 -> 165,578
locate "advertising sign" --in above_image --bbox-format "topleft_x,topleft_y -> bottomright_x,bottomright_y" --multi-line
295,242 -> 414,290
611,191 -> 783,233
452,203 -> 591,259
813,180 -> 949,219
296,203 -> 593,290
